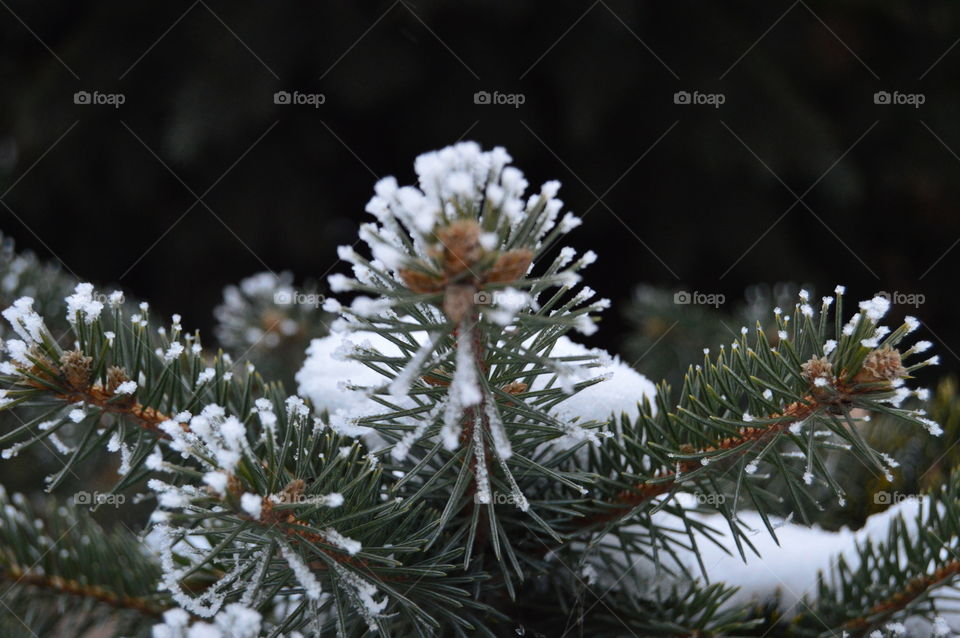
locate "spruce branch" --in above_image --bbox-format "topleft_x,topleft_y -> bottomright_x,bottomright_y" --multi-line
0,283 -> 485,634
214,271 -> 329,389
0,488 -> 167,637
0,142 -> 950,636
321,142 -> 611,590
569,289 -> 939,553
791,471 -> 960,637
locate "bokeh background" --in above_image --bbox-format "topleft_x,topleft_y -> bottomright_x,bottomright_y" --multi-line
2,1 -> 958,376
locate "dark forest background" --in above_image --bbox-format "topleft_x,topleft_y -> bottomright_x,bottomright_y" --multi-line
2,1 -> 959,376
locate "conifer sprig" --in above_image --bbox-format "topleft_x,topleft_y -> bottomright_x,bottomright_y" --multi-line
570,289 -> 939,554
0,143 -> 949,636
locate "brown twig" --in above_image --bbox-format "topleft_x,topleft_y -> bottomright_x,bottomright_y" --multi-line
579,382 -> 867,528
841,560 -> 960,635
3,567 -> 165,617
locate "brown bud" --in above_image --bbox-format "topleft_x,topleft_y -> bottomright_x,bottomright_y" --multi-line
280,478 -> 306,504
227,473 -> 243,497
855,346 -> 907,384
105,366 -> 130,393
399,268 -> 444,294
801,356 -> 834,384
436,220 -> 483,276
443,284 -> 477,323
59,350 -> 93,390
261,309 -> 292,335
502,381 -> 528,395
486,249 -> 533,284
422,368 -> 450,386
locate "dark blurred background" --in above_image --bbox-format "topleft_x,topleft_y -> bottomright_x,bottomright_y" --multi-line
2,0 -> 958,375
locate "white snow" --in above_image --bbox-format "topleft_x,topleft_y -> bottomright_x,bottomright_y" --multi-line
538,336 -> 657,426
297,330 -> 417,416
65,283 -> 104,325
240,493 -> 262,519
605,494 -> 955,635
203,472 -> 228,495
298,330 -> 657,455
115,380 -> 137,395
279,542 -> 323,600
2,297 -> 44,343
324,527 -> 362,555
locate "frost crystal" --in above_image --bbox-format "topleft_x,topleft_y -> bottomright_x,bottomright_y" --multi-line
65,283 -> 104,324
279,542 -> 322,600
324,527 -> 362,555
858,295 -> 890,322
2,297 -> 44,343
115,380 -> 137,395
333,564 -> 388,630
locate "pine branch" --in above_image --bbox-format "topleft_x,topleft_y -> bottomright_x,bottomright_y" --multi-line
568,290 -> 937,539
0,283 -> 487,634
0,143 -> 949,636
792,471 -> 960,637
0,488 -> 166,637
214,271 -> 328,389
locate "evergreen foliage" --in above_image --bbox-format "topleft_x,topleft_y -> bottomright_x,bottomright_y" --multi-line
0,144 -> 953,637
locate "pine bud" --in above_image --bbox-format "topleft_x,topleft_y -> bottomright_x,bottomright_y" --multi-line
399,268 -> 443,294
855,346 -> 907,384
105,366 -> 130,393
436,220 -> 483,276
443,284 -> 477,323
801,355 -> 834,385
486,249 -> 533,284
280,478 -> 306,504
59,350 -> 93,390
502,381 -> 528,395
